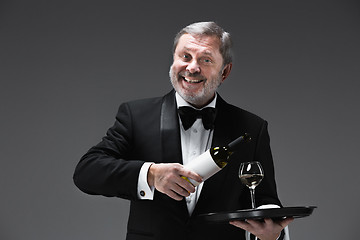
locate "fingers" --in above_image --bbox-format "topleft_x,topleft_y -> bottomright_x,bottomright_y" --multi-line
230,217 -> 293,240
179,167 -> 203,184
263,217 -> 293,230
173,177 -> 194,195
149,163 -> 203,201
165,189 -> 184,201
276,217 -> 294,228
229,219 -> 261,233
229,220 -> 250,230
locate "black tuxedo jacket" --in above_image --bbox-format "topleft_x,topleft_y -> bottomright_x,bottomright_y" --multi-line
74,90 -> 281,240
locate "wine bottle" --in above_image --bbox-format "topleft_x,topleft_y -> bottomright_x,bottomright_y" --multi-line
183,133 -> 251,186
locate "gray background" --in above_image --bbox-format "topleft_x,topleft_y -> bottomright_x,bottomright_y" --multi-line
1,0 -> 359,239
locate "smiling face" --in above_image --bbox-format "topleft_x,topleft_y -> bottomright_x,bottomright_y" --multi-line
169,34 -> 232,108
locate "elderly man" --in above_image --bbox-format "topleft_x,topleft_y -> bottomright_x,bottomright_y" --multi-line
74,21 -> 292,240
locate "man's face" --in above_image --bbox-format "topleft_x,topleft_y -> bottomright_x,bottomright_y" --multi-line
169,34 -> 231,108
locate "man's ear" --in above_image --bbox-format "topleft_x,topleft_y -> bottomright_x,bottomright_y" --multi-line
221,63 -> 232,82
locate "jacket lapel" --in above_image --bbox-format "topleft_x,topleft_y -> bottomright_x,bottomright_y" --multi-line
191,95 -> 236,216
211,95 -> 233,148
160,90 -> 183,164
159,91 -> 190,217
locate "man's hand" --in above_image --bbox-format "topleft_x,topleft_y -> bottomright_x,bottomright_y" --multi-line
147,163 -> 203,201
229,217 -> 293,240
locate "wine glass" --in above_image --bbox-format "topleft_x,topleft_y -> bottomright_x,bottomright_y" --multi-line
239,161 -> 264,209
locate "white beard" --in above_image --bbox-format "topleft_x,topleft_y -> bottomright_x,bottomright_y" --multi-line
169,65 -> 223,107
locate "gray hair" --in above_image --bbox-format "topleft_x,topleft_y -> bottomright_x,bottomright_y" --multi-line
173,21 -> 233,66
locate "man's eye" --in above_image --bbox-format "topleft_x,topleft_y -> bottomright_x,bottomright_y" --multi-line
202,58 -> 212,63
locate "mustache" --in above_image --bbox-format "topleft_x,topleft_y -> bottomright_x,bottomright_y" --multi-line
180,71 -> 206,80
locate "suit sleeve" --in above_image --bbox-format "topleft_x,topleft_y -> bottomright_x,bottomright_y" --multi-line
73,102 -> 144,200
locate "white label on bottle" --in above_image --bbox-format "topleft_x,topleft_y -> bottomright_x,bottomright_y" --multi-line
183,150 -> 221,186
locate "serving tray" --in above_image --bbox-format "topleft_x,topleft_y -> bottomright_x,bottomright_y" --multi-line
198,206 -> 316,222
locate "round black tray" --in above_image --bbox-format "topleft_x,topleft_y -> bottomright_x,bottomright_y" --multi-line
198,206 -> 316,222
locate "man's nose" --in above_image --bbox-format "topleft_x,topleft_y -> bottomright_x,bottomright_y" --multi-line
186,60 -> 200,74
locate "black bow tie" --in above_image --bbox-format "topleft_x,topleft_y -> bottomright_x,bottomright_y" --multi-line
177,106 -> 217,130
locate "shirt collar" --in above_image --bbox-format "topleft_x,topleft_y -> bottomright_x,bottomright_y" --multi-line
175,92 -> 217,109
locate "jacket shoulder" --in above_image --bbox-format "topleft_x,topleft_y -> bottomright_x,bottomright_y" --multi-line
116,92 -> 173,117
121,91 -> 173,109
217,96 -> 266,125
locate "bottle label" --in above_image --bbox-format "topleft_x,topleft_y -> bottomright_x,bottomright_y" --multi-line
183,150 -> 221,186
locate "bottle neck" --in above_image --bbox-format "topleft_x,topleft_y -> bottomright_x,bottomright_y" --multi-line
227,133 -> 251,152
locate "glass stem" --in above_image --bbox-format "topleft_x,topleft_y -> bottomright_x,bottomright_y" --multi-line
250,188 -> 256,209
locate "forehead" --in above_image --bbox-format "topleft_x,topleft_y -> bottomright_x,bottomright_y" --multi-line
175,34 -> 222,56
